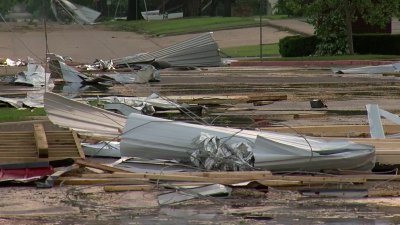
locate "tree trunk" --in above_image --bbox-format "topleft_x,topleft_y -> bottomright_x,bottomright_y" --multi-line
344,0 -> 354,54
223,0 -> 232,17
127,0 -> 140,21
184,0 -> 201,17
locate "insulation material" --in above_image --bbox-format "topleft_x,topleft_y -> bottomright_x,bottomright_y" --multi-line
113,32 -> 222,68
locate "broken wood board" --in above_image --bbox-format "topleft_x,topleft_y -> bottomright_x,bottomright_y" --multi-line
261,124 -> 400,137
82,173 -> 366,185
81,173 -> 250,185
34,124 -> 48,158
168,94 -> 287,105
104,185 -> 154,192
75,159 -> 130,173
0,130 -> 84,163
56,177 -> 151,185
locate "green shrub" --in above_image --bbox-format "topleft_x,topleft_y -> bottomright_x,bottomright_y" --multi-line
279,35 -> 318,57
353,34 -> 400,55
279,34 -> 400,57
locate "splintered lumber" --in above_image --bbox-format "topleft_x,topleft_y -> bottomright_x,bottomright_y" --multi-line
34,124 -> 48,158
104,185 -> 154,192
342,174 -> 400,181
75,159 -> 130,173
56,177 -> 150,185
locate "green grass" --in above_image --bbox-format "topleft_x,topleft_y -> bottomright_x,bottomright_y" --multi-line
103,17 -> 260,36
222,43 -> 280,57
261,54 -> 400,61
0,108 -> 46,122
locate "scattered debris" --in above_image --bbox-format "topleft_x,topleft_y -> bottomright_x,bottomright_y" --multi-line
158,184 -> 231,205
141,10 -> 183,21
113,32 -> 222,68
334,62 -> 400,74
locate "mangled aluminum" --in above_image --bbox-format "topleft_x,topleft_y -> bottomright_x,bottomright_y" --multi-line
366,104 -> 400,139
51,0 -> 101,25
334,63 -> 400,74
190,132 -> 254,171
44,92 -> 126,138
13,63 -> 52,87
0,91 -> 46,108
43,93 -> 375,172
55,60 -> 159,85
121,113 -> 376,172
82,141 -> 121,158
113,32 -> 222,68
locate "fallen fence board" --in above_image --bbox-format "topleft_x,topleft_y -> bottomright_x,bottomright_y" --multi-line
104,185 -> 154,192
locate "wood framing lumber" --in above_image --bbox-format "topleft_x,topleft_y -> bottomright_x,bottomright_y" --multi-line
56,177 -> 150,185
34,124 -> 48,158
104,185 -> 154,192
179,171 -> 272,179
74,159 -> 131,173
82,173 -> 366,184
81,173 -> 249,184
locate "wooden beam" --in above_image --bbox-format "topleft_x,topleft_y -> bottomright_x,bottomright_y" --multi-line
33,124 -> 48,158
75,159 -> 131,173
104,185 -> 154,192
82,173 -> 366,184
56,177 -> 150,185
71,130 -> 85,159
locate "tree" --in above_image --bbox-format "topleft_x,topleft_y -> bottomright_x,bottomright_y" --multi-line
127,0 -> 140,20
283,0 -> 400,55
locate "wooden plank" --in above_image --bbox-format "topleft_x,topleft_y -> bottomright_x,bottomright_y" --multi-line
72,130 -> 85,159
56,177 -> 150,185
180,171 -> 272,179
104,185 -> 154,192
82,173 -> 251,184
82,173 -> 366,184
75,159 -> 129,173
33,124 -> 48,158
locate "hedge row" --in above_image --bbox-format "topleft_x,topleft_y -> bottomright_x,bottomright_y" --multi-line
279,34 -> 400,57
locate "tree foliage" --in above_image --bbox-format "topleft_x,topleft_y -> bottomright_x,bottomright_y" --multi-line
282,0 -> 400,55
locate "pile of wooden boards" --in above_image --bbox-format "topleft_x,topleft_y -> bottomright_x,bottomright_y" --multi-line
0,123 -> 84,164
56,159 -> 400,201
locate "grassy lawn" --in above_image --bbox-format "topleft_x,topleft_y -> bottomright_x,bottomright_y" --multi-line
222,43 -> 280,57
261,54 -> 400,61
0,108 -> 46,122
103,17 -> 262,36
